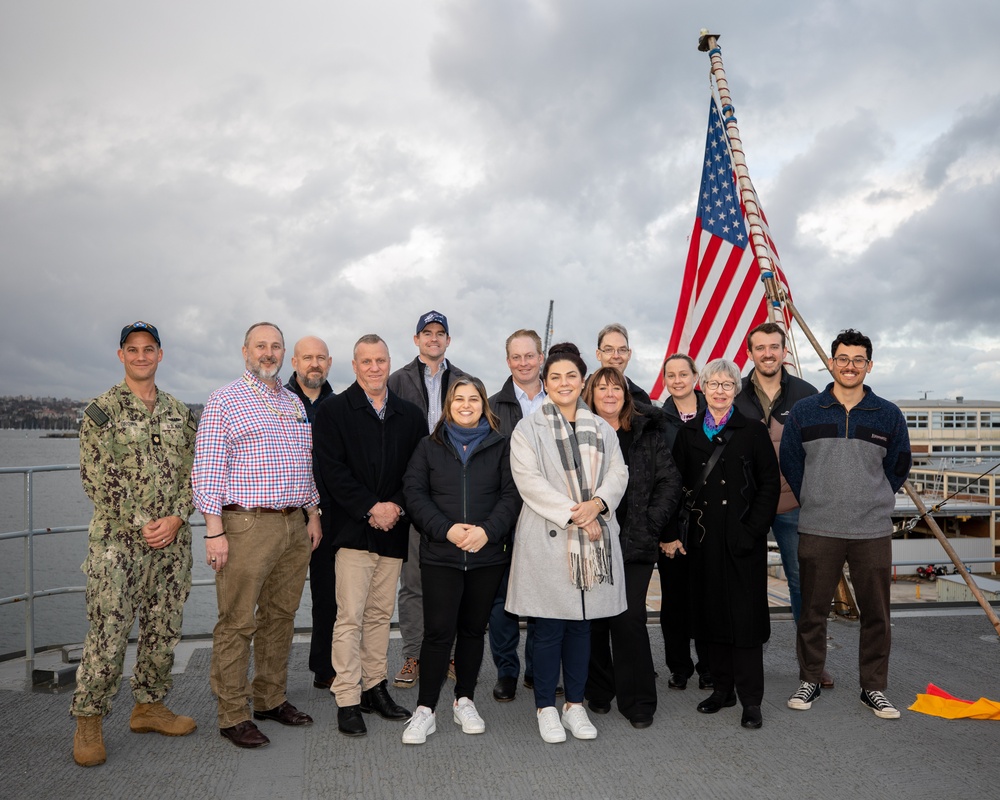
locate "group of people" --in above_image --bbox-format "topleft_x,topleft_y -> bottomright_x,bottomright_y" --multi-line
70,313 -> 911,767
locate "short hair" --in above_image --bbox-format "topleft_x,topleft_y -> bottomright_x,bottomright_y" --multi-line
746,321 -> 786,351
353,333 -> 388,359
831,329 -> 873,361
243,321 -> 285,348
661,352 -> 697,378
699,358 -> 742,388
543,342 -> 587,381
430,376 -> 500,444
583,367 -> 636,431
505,329 -> 543,357
597,323 -> 630,349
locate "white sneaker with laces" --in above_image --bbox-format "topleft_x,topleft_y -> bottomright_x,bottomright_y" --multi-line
453,697 -> 485,734
401,706 -> 436,744
561,703 -> 598,740
537,706 -> 566,743
787,681 -> 821,710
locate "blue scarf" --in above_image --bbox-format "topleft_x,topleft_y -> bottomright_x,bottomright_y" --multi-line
445,418 -> 491,463
702,406 -> 733,441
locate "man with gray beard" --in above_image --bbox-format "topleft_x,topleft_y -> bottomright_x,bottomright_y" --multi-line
285,337 -> 338,689
193,322 -> 323,749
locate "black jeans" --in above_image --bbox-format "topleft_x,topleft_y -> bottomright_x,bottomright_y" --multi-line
307,531 -> 337,682
586,562 -> 658,718
417,563 -> 507,710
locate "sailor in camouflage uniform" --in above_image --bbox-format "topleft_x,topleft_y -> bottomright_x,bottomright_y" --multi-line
71,321 -> 199,767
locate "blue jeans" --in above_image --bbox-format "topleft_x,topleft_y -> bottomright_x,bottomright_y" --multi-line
532,618 -> 589,707
771,508 -> 801,622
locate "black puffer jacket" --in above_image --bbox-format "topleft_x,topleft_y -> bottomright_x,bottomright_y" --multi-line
661,391 -> 707,451
402,429 -> 522,570
618,407 -> 684,564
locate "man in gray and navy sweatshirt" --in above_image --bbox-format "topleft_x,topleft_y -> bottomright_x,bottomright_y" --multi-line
780,329 -> 911,720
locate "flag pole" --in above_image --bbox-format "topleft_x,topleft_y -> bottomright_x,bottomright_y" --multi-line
698,31 -> 786,333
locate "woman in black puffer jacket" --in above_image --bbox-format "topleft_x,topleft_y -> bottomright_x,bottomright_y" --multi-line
582,366 -> 682,728
400,377 -> 521,744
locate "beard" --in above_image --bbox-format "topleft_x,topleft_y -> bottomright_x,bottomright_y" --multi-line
300,371 -> 327,390
247,357 -> 281,382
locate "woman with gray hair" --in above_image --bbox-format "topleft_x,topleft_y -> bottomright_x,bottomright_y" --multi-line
670,358 -> 780,729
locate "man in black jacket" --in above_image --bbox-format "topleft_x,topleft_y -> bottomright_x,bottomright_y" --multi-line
313,335 -> 425,737
486,329 -> 547,702
387,311 -> 468,688
733,322 -> 832,687
285,336 -> 337,691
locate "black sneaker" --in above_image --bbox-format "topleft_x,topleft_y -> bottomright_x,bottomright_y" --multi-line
860,690 -> 900,719
786,681 -> 821,710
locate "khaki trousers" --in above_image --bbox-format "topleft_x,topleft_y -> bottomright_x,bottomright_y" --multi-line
330,548 -> 402,706
210,508 -> 311,728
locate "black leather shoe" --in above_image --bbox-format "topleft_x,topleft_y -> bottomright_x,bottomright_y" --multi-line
629,712 -> 654,729
697,690 -> 737,714
698,672 -> 714,690
522,676 -> 564,696
220,720 -> 270,749
313,675 -> 335,690
253,701 -> 313,726
667,673 -> 688,690
337,705 -> 367,737
588,700 -> 612,715
493,676 -> 517,702
359,680 -> 411,720
741,705 -> 763,729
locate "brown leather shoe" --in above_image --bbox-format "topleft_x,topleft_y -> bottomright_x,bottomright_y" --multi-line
313,676 -> 335,690
253,701 -> 313,726
820,669 -> 835,689
220,720 -> 270,749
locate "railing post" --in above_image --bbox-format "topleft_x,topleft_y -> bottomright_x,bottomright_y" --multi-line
24,469 -> 36,686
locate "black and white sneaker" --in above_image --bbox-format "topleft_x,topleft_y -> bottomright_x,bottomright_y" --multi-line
786,681 -> 821,710
860,690 -> 900,719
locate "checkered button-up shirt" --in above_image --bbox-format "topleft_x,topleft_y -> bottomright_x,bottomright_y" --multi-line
192,371 -> 320,516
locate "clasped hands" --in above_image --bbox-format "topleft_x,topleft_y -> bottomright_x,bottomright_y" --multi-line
446,523 -> 489,552
368,502 -> 402,531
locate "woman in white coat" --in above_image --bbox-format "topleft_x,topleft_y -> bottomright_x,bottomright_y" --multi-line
505,343 -> 628,744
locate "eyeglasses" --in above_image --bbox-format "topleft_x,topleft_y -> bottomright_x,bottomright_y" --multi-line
833,355 -> 870,368
600,347 -> 630,357
703,380 -> 737,392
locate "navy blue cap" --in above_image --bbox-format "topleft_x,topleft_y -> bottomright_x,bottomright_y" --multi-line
416,310 -> 449,335
120,321 -> 161,347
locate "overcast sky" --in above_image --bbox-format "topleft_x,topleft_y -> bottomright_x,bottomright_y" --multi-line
2,0 -> 998,405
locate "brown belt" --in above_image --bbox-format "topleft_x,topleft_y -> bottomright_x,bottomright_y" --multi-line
222,504 -> 301,516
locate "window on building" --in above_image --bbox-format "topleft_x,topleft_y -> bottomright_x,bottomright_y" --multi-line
980,412 -> 1000,429
905,411 -> 929,429
931,411 -> 978,429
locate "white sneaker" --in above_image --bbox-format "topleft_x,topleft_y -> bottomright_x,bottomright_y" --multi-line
401,706 -> 436,745
561,703 -> 597,740
453,697 -> 486,734
537,706 -> 566,743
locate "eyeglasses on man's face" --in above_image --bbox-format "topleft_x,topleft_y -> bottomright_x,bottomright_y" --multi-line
832,355 -> 870,369
600,347 -> 630,357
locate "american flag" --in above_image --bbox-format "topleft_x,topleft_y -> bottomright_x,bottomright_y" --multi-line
650,98 -> 793,401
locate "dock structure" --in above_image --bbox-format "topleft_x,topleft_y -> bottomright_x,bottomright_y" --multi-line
2,612 -> 997,799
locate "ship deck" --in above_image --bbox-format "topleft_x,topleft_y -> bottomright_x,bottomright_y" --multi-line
2,609 -> 998,800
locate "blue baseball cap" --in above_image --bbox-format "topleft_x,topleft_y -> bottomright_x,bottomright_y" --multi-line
416,310 -> 449,335
120,321 -> 161,347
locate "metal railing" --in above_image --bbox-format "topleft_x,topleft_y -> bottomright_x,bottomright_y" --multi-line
0,464 -> 213,682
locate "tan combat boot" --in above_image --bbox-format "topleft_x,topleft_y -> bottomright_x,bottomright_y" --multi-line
130,701 -> 197,736
73,715 -> 107,767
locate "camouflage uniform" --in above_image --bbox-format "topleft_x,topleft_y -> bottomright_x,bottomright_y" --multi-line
71,382 -> 197,718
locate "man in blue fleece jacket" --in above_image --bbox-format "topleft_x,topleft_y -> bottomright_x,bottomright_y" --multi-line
780,329 -> 911,720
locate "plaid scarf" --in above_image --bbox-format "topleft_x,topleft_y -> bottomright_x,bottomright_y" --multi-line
541,397 -> 614,590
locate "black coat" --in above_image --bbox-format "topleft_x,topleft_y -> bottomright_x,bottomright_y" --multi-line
618,408 -> 683,564
488,376 -> 524,437
660,391 -> 706,451
312,382 -> 426,559
403,429 -> 521,570
672,406 -> 780,647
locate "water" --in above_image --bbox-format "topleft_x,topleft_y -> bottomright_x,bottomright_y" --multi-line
0,429 -> 315,656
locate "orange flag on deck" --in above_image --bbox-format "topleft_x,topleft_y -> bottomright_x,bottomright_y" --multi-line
909,684 -> 1000,720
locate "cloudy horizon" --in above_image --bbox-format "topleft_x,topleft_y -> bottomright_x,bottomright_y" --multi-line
2,1 -> 998,405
